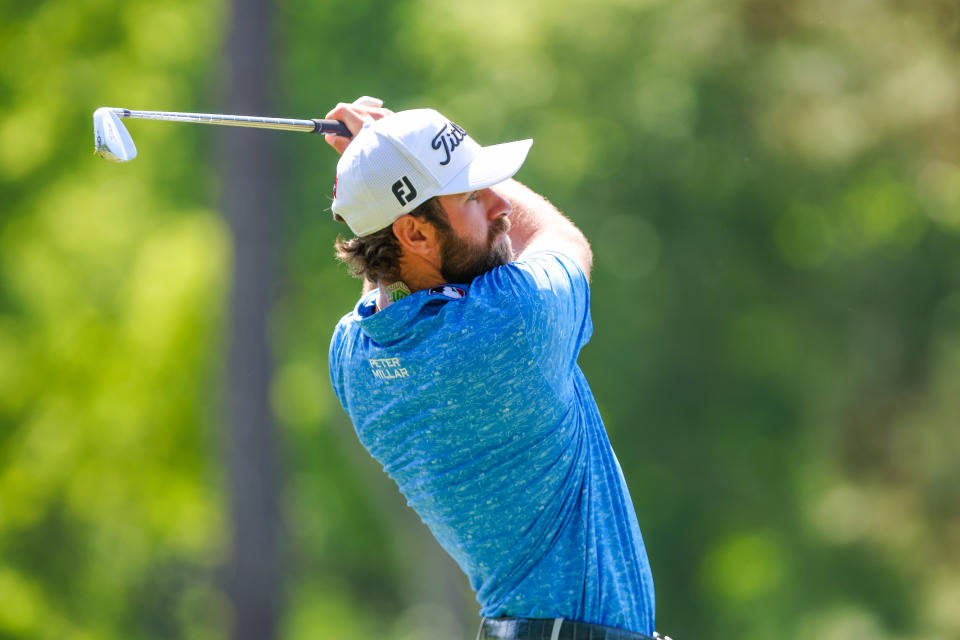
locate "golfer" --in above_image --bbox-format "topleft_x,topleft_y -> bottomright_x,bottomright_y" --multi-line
325,98 -> 665,640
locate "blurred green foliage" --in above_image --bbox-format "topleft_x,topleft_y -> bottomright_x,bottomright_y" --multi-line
2,0 -> 960,638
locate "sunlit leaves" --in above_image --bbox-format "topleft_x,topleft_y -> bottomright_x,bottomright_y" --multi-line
1,0 -> 228,637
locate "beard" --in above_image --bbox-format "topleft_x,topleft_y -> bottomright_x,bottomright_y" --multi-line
438,217 -> 513,284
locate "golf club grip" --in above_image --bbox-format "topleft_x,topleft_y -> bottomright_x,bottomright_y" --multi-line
312,119 -> 352,137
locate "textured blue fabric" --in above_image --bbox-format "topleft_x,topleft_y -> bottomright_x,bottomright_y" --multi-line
329,251 -> 656,635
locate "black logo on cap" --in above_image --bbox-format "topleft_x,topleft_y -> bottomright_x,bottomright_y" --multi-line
432,122 -> 467,166
392,176 -> 417,205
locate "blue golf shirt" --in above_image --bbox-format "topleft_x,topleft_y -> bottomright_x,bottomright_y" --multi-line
329,250 -> 656,634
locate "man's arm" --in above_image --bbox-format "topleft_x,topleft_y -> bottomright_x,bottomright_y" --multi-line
494,179 -> 593,280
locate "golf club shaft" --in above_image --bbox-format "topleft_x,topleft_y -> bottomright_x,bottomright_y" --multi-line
110,108 -> 352,137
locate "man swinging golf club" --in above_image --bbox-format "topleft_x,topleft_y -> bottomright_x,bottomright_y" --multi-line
325,97 -> 666,640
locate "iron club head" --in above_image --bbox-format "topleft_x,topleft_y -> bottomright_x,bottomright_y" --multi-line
93,107 -> 137,162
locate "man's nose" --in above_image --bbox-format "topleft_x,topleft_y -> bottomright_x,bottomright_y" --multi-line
485,188 -> 512,219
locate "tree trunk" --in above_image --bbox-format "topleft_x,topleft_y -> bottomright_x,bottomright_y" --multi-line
220,0 -> 281,637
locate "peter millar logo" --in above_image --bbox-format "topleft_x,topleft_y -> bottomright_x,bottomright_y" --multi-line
432,122 -> 467,166
392,176 -> 417,205
369,357 -> 409,380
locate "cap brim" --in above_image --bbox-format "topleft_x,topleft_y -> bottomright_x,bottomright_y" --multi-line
437,139 -> 533,196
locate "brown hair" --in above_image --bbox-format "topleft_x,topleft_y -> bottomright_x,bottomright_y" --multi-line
333,198 -> 449,283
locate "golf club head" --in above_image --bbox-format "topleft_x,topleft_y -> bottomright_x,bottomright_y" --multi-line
93,107 -> 137,162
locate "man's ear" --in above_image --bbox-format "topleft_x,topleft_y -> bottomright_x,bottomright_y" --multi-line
393,215 -> 440,263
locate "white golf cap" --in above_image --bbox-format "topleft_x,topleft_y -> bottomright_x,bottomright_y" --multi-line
332,109 -> 533,236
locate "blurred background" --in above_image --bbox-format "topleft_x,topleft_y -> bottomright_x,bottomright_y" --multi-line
2,0 -> 960,638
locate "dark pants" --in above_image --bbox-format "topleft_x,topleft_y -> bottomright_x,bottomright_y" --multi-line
479,617 -> 670,640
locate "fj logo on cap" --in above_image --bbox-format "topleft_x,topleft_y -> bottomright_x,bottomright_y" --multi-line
431,122 -> 467,166
391,176 -> 417,205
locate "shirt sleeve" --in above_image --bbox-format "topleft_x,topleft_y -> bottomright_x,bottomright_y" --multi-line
468,250 -> 593,397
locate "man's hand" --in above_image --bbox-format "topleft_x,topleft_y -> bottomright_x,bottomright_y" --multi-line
324,96 -> 393,155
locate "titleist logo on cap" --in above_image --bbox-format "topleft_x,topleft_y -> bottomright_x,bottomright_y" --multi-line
431,122 -> 468,166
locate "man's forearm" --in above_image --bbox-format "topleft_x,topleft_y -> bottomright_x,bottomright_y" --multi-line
495,179 -> 593,278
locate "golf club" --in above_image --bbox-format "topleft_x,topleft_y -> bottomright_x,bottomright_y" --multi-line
93,107 -> 353,162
